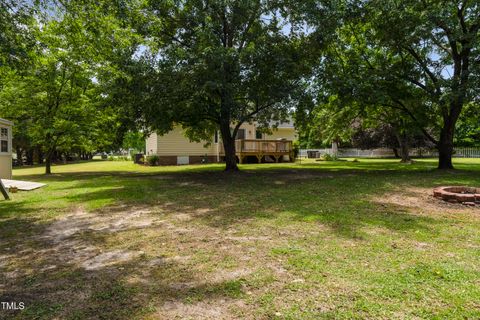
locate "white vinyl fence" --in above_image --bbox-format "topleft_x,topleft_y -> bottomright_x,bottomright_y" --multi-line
454,147 -> 480,158
299,147 -> 480,159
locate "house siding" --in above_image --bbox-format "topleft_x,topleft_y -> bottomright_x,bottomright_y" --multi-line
146,133 -> 158,156
265,128 -> 297,141
155,127 -> 216,156
239,123 -> 256,139
0,119 -> 13,179
0,156 -> 11,179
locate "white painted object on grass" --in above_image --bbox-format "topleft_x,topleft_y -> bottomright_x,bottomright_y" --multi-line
1,179 -> 46,191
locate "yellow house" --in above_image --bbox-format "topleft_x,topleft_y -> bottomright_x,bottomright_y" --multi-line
0,118 -> 13,179
146,120 -> 297,165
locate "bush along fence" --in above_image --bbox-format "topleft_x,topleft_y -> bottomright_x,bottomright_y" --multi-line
299,147 -> 480,159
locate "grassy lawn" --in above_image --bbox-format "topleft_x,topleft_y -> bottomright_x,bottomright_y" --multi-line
1,158 -> 479,319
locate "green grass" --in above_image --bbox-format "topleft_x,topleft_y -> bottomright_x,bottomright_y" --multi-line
1,158 -> 480,319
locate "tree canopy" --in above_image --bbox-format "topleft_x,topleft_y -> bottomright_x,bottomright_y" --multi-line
0,0 -> 479,173
302,0 -> 480,169
131,0 -> 318,171
0,0 -> 139,173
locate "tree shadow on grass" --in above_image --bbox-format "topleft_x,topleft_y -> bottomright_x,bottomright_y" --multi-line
4,167 -> 478,247
16,169 -> 451,238
6,167 -> 474,240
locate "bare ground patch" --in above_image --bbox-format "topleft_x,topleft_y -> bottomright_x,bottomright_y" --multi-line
373,186 -> 480,217
1,206 -> 163,280
1,202 -> 305,319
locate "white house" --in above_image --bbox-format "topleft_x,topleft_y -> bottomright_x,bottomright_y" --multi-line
0,118 -> 13,179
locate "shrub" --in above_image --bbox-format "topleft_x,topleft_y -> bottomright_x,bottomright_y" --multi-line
321,153 -> 339,161
201,154 -> 209,164
147,155 -> 160,166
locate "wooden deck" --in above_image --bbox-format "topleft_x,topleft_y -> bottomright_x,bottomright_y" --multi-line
220,139 -> 294,163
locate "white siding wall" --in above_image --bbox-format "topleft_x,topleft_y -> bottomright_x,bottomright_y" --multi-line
0,156 -> 12,179
146,133 -> 158,156
0,121 -> 12,179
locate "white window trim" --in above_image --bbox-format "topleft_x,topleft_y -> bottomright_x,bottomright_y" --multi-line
0,126 -> 12,155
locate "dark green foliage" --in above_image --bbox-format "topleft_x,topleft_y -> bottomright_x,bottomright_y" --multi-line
146,155 -> 159,166
134,0 -> 317,171
0,0 -> 139,173
455,103 -> 480,147
301,0 -> 480,168
122,131 -> 146,154
0,0 -> 35,71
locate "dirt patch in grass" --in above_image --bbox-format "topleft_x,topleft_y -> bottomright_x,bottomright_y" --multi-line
82,249 -> 143,271
1,206 -> 162,285
1,201 -> 286,319
46,206 -> 158,238
158,299 -> 248,320
373,186 -> 480,216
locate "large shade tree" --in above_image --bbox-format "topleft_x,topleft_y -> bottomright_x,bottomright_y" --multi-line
371,0 -> 479,169
0,0 -> 138,173
358,0 -> 478,169
303,0 -> 479,169
136,0 -> 317,171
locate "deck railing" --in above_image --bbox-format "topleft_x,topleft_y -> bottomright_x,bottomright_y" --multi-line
220,139 -> 293,154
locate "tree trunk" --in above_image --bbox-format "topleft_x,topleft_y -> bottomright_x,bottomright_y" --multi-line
392,148 -> 400,159
437,125 -> 454,169
220,122 -> 238,172
26,149 -> 34,165
45,150 -> 53,174
45,157 -> 52,174
392,127 -> 411,162
16,149 -> 23,166
399,140 -> 410,163
331,140 -> 339,156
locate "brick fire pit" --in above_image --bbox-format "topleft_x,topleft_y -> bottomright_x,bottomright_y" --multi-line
433,186 -> 480,206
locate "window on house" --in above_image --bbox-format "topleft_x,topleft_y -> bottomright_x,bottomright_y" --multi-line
236,129 -> 245,140
0,128 -> 8,153
255,130 -> 263,139
214,130 -> 219,143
